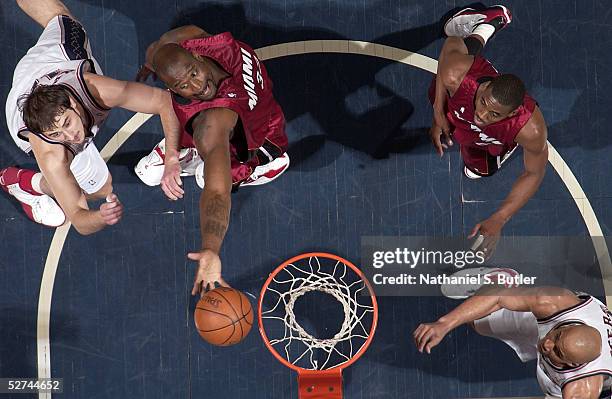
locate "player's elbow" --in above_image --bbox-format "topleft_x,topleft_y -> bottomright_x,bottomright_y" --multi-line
70,210 -> 101,236
438,65 -> 463,91
73,226 -> 94,236
205,177 -> 233,196
71,220 -> 95,236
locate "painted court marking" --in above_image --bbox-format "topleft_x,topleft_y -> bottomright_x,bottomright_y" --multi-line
36,40 -> 610,399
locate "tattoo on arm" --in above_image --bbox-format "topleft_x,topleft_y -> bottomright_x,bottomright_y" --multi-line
205,195 -> 229,219
192,113 -> 213,145
201,194 -> 230,243
203,220 -> 227,238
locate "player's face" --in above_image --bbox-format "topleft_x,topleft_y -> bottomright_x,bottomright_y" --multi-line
473,83 -> 516,127
165,56 -> 218,101
43,105 -> 86,144
538,326 -> 582,368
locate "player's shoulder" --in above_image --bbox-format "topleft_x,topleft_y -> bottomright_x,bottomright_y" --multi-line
562,373 -> 604,399
530,287 -> 581,319
82,71 -> 121,91
82,72 -> 131,107
517,106 -> 547,149
29,135 -> 72,167
81,72 -> 108,100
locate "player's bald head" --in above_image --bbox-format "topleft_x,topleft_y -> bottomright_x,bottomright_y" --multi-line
153,43 -> 195,81
561,325 -> 602,364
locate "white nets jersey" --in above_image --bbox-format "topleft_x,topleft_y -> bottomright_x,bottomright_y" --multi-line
536,295 -> 612,397
5,15 -> 109,154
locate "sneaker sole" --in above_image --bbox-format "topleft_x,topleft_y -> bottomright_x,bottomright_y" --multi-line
493,5 -> 511,23
444,5 -> 511,35
241,161 -> 290,187
464,166 -> 482,179
444,7 -> 476,35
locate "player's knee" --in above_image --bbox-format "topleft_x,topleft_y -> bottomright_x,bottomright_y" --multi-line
17,0 -> 75,28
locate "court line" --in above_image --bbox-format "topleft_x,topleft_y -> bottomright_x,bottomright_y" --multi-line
35,40 -> 610,399
36,113 -> 153,399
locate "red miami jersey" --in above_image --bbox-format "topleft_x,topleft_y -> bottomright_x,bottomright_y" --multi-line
431,56 -> 537,157
171,32 -> 285,154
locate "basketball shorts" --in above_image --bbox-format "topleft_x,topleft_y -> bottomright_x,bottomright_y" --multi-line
473,308 -> 539,362
70,143 -> 109,195
461,141 -> 518,177
180,113 -> 288,185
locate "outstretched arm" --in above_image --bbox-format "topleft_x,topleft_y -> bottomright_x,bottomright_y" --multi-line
430,37 -> 474,156
188,108 -> 238,296
413,286 -> 579,354
85,72 -> 185,198
469,107 -> 548,241
30,137 -> 122,235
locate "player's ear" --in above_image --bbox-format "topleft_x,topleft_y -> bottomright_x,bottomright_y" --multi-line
540,338 -> 554,354
68,95 -> 78,110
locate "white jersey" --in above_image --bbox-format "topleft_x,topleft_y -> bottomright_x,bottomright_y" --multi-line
536,295 -> 612,397
5,15 -> 109,155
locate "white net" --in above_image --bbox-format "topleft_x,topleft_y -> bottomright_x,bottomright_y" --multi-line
260,255 -> 376,370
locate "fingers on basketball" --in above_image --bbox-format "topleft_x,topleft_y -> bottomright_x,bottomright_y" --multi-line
194,287 -> 253,346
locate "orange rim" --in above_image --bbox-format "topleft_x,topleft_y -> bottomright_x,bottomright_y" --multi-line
258,252 -> 378,372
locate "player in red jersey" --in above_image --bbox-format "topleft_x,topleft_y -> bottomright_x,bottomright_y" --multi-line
430,5 -> 548,254
137,26 -> 290,295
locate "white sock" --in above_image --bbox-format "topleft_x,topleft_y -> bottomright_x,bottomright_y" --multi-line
31,172 -> 44,194
472,24 -> 496,44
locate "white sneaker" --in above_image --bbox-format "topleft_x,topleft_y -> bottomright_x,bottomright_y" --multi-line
0,167 -> 65,227
444,5 -> 512,38
464,166 -> 483,179
135,138 -> 203,186
195,153 -> 290,190
440,267 -> 519,299
195,162 -> 205,189
241,153 -> 290,187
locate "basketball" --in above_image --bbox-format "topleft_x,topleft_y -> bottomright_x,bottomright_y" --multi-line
194,287 -> 253,346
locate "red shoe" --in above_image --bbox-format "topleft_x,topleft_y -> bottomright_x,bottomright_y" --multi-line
444,5 -> 512,38
195,153 -> 290,189
0,167 -> 66,227
241,153 -> 290,187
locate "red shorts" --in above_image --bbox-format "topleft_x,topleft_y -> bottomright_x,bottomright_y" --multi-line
460,139 -> 517,177
180,116 -> 288,185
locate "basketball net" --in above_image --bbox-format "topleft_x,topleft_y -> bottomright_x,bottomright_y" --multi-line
259,253 -> 378,398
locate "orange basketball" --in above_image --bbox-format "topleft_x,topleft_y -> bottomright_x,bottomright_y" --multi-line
194,287 -> 253,346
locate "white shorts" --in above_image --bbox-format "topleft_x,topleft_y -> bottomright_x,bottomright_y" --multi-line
6,14 -> 102,152
70,143 -> 109,194
473,308 -> 539,362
